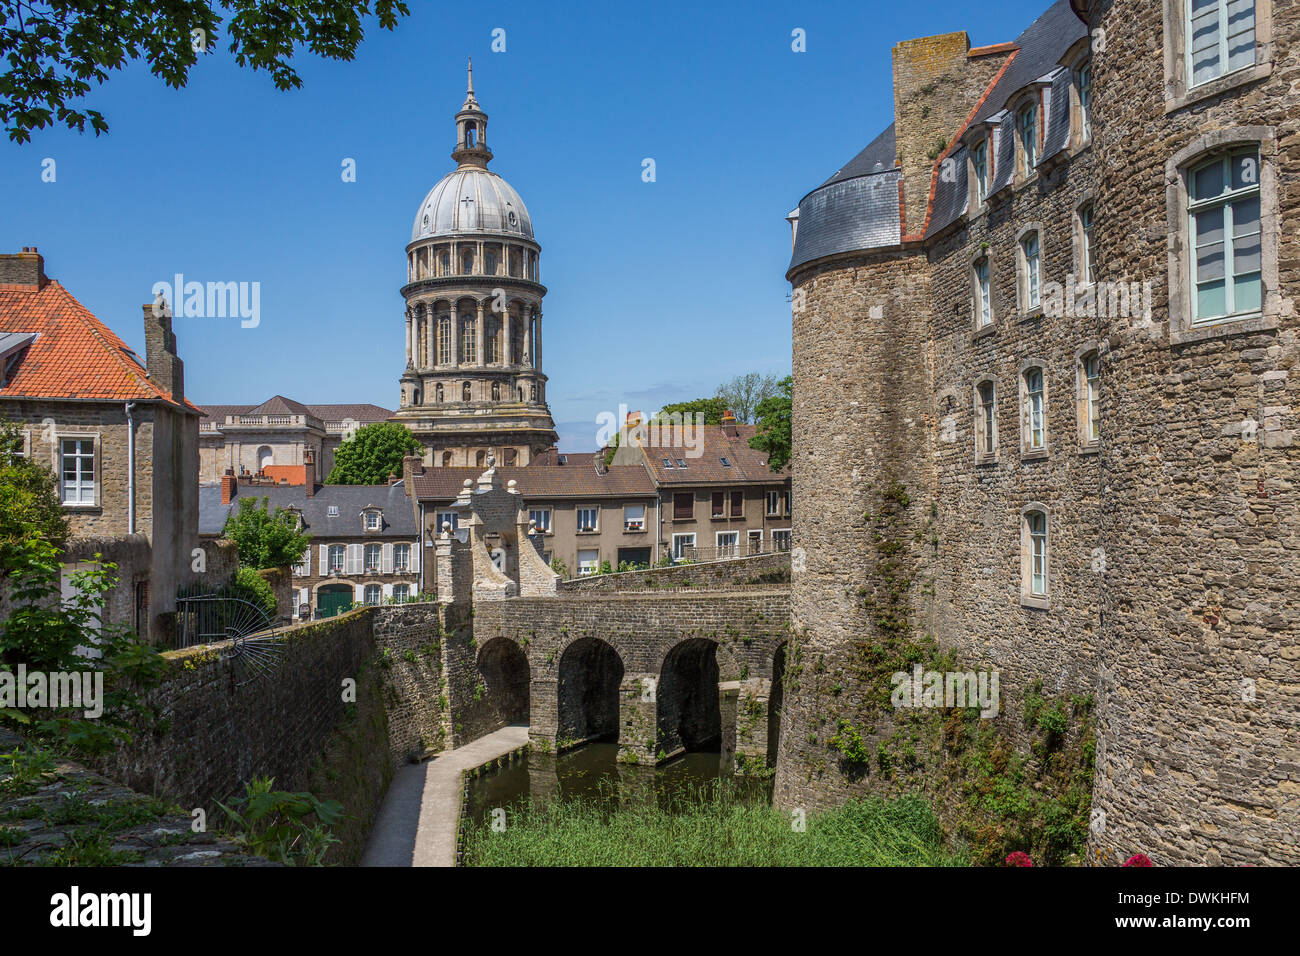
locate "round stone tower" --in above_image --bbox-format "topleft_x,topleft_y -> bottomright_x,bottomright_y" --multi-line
392,60 -> 557,468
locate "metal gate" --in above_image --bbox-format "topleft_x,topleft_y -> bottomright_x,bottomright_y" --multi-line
174,591 -> 283,684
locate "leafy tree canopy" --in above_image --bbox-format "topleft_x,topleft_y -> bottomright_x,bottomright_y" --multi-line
654,397 -> 728,426
0,420 -> 66,570
325,421 -> 420,484
749,375 -> 792,472
223,496 -> 311,569
716,372 -> 783,425
1,0 -> 410,142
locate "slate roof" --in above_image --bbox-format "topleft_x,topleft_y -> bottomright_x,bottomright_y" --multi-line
0,279 -> 200,410
412,465 -> 656,502
199,481 -> 418,537
198,399 -> 393,428
791,0 -> 1088,258
529,449 -> 598,468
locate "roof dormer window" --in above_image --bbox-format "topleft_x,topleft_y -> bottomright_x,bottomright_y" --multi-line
364,509 -> 382,531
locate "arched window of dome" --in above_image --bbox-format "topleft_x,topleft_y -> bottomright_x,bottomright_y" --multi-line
438,314 -> 451,365
461,315 -> 476,364
462,249 -> 474,274
485,317 -> 499,364
439,250 -> 450,276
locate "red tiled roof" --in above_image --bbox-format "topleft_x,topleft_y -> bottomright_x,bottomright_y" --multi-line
0,280 -> 197,410
634,424 -> 790,485
412,464 -> 656,501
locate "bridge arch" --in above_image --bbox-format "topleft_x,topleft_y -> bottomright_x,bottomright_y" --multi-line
477,637 -> 530,725
767,641 -> 788,768
657,638 -> 721,758
558,637 -> 624,747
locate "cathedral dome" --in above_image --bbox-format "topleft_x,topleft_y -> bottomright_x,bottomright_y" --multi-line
410,167 -> 534,243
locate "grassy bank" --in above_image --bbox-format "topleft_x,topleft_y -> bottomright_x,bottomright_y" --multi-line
463,786 -> 966,866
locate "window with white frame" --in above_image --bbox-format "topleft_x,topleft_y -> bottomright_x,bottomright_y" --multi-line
292,548 -> 310,577
716,531 -> 739,558
772,529 -> 791,552
974,256 -> 992,328
1188,0 -> 1256,88
747,529 -> 763,554
765,490 -> 780,516
364,543 -> 382,572
672,533 -> 696,562
528,508 -> 551,533
436,511 -> 459,532
1020,231 -> 1042,311
60,437 -> 95,505
393,584 -> 410,602
365,510 -> 382,531
975,380 -> 998,460
1024,509 -> 1049,600
1080,352 -> 1101,445
971,138 -> 989,205
1017,101 -> 1038,173
624,503 -> 646,532
393,543 -> 411,572
577,549 -> 599,576
328,544 -> 345,574
577,506 -> 599,532
364,584 -> 382,605
1188,148 -> 1261,325
1023,367 -> 1047,453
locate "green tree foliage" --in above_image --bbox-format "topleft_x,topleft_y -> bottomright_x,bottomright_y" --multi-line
654,397 -> 728,426
0,420 -> 66,570
749,375 -> 792,471
0,1 -> 410,142
222,496 -> 311,570
716,372 -> 782,425
1,538 -> 165,754
325,422 -> 420,485
233,566 -> 278,619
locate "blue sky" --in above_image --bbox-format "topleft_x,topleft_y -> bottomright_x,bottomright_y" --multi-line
1,0 -> 1054,450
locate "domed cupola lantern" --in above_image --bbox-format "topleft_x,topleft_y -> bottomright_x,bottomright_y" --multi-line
393,61 -> 557,469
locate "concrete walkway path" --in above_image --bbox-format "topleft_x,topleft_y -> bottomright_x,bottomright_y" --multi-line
360,725 -> 528,867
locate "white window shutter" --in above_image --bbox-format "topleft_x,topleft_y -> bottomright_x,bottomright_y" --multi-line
354,583 -> 364,602
347,544 -> 362,574
382,583 -> 393,599
382,543 -> 394,573
411,543 -> 421,573
302,548 -> 311,576
319,544 -> 328,570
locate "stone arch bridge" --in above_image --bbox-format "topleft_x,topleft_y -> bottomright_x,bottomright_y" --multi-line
428,458 -> 791,769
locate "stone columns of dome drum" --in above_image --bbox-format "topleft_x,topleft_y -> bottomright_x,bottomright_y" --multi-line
476,300 -> 485,367
449,305 -> 459,369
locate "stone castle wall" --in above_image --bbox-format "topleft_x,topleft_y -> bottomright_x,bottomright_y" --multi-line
557,551 -> 790,592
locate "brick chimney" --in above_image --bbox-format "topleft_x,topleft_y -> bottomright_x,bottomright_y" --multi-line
304,454 -> 316,497
221,468 -> 237,505
0,247 -> 48,289
891,32 -> 1014,233
721,409 -> 739,438
401,454 -> 424,495
142,303 -> 185,403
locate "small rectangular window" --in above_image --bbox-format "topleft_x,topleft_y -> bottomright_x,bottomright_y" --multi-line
364,543 -> 382,572
60,438 -> 94,505
662,458 -> 674,468
717,531 -> 739,558
765,490 -> 780,516
1022,233 -> 1041,310
577,507 -> 599,532
436,511 -> 459,532
394,543 -> 411,572
972,139 -> 989,203
577,549 -> 600,576
673,493 -> 694,520
1083,354 -> 1101,444
730,490 -> 744,517
720,457 -> 732,467
327,505 -> 340,517
623,503 -> 646,532
1028,512 -> 1048,596
1025,369 -> 1046,451
676,458 -> 688,469
711,491 -> 725,518
772,529 -> 792,552
1018,103 -> 1038,172
672,533 -> 696,562
977,382 -> 997,458
1189,0 -> 1256,88
1189,148 -> 1261,324
528,508 -> 551,533
975,258 -> 992,327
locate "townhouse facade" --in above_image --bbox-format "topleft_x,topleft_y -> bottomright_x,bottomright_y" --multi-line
199,476 -> 422,619
198,396 -> 392,483
779,0 -> 1299,865
0,248 -> 202,641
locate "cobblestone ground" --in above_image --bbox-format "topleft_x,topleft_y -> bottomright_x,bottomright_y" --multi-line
0,730 -> 275,867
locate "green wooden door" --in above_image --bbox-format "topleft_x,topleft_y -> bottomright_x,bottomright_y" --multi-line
318,585 -> 353,618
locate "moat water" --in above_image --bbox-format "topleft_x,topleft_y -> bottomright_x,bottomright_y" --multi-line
463,741 -> 773,824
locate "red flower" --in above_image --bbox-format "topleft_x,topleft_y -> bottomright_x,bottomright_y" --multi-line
1005,851 -> 1034,867
1123,853 -> 1153,867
